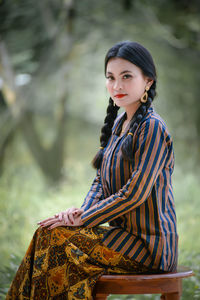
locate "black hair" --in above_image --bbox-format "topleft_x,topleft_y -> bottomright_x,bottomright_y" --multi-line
92,41 -> 157,169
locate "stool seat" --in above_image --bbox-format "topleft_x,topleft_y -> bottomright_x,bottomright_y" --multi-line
93,266 -> 194,300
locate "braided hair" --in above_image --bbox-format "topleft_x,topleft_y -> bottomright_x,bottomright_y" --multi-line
92,97 -> 120,168
92,41 -> 157,169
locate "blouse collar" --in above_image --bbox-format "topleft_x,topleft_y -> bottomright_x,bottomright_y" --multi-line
113,106 -> 154,137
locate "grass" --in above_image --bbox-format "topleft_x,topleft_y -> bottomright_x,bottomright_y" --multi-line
0,124 -> 199,299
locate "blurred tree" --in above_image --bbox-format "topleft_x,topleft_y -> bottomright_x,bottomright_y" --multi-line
121,0 -> 133,10
148,0 -> 200,157
0,0 -> 76,181
0,87 -> 14,175
0,0 -> 199,181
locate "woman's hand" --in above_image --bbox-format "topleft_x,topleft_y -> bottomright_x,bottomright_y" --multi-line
37,207 -> 84,230
57,207 -> 83,224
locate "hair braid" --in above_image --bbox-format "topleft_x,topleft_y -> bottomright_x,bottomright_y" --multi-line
92,97 -> 119,169
121,81 -> 157,161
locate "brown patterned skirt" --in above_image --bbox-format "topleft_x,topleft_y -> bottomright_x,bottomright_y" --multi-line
6,225 -> 157,299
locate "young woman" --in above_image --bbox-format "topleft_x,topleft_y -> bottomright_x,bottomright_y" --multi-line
6,41 -> 178,300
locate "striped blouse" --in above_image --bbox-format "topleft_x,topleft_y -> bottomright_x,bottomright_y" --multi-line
81,106 -> 178,272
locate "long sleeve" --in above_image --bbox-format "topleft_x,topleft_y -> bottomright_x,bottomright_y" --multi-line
81,168 -> 104,211
81,117 -> 172,227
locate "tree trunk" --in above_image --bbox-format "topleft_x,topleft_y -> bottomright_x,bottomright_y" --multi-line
0,38 -> 69,182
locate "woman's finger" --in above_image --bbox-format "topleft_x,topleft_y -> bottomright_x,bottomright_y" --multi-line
74,209 -> 84,217
63,213 -> 70,225
58,212 -> 64,222
65,208 -> 77,224
67,209 -> 83,223
68,212 -> 75,224
48,221 -> 65,230
38,217 -> 54,224
69,208 -> 82,223
38,216 -> 57,225
67,207 -> 76,215
40,218 -> 58,228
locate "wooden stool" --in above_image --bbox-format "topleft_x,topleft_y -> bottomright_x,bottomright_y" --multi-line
93,266 -> 194,300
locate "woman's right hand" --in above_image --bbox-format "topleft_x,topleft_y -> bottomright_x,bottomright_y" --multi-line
38,207 -> 84,228
56,207 -> 83,225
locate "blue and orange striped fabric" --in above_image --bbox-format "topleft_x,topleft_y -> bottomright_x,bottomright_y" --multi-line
81,107 -> 178,272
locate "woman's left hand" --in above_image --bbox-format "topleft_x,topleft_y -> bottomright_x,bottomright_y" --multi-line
38,209 -> 84,230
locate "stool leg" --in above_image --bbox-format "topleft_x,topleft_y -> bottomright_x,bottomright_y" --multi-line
163,293 -> 180,300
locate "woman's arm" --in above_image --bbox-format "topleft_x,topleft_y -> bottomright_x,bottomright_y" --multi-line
81,113 -> 123,211
81,168 -> 104,211
81,117 -> 173,227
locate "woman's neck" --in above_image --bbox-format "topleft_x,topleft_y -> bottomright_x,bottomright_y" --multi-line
124,101 -> 141,122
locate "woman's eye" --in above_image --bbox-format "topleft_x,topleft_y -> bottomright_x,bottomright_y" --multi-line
123,74 -> 132,79
106,76 -> 114,81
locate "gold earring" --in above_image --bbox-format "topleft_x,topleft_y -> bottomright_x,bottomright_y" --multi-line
140,86 -> 149,103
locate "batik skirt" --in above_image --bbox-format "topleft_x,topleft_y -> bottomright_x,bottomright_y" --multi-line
6,225 -> 159,300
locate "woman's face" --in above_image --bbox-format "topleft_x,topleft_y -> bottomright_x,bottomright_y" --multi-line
106,57 -> 152,109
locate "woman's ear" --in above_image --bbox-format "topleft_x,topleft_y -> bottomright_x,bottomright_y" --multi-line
146,79 -> 154,89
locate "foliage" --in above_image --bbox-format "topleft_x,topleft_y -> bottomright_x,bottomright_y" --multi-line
0,0 -> 199,181
0,255 -> 20,298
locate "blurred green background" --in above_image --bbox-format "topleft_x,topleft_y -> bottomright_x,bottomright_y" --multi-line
0,0 -> 200,299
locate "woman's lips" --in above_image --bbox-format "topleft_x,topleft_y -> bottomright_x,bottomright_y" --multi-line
114,94 -> 127,98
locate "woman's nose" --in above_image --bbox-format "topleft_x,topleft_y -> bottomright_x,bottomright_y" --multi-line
113,79 -> 123,90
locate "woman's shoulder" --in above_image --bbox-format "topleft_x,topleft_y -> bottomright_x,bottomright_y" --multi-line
142,107 -> 167,127
140,106 -> 172,139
